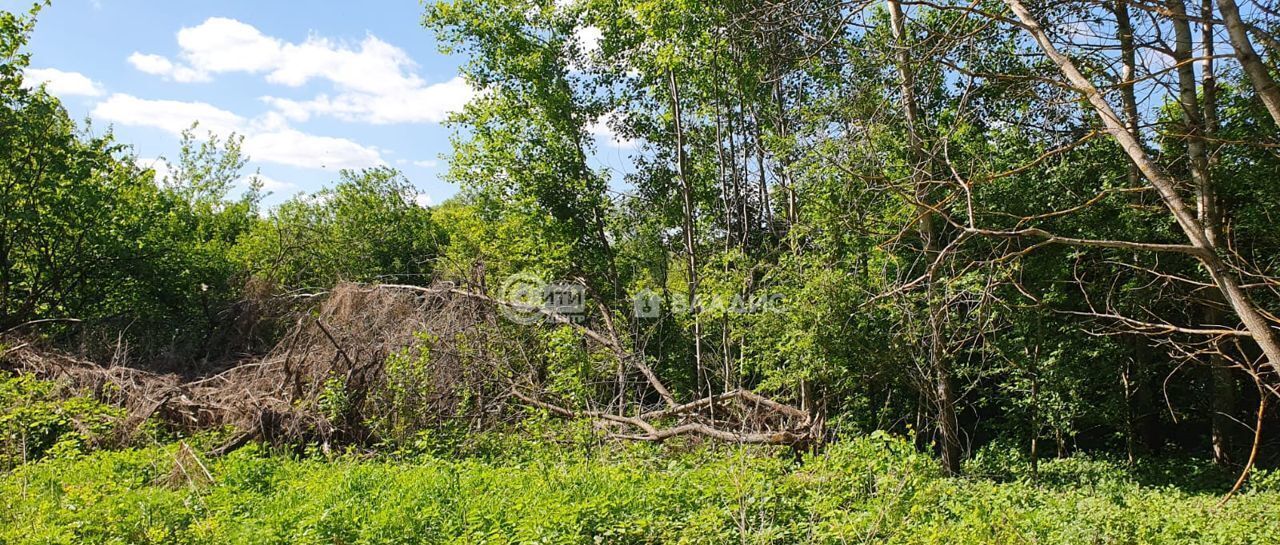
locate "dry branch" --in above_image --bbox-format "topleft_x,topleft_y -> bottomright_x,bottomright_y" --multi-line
1,281 -> 814,453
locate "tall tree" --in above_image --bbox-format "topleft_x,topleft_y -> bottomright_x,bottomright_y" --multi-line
886,0 -> 962,475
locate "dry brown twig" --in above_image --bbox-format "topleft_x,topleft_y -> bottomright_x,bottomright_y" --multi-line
1,281 -> 814,454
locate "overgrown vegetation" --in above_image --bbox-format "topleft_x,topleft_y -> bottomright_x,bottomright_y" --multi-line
7,0 -> 1280,539
4,431 -> 1280,544
0,373 -> 126,469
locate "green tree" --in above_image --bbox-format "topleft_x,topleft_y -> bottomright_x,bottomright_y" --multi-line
237,167 -> 444,289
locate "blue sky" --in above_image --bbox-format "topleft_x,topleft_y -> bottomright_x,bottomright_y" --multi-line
5,0 -> 474,206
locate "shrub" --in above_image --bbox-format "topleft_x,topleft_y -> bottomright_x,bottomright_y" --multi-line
0,373 -> 126,469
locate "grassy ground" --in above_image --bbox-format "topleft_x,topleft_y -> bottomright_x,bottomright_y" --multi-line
2,433 -> 1279,545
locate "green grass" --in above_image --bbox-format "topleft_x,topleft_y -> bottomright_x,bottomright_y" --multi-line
2,433 -> 1278,544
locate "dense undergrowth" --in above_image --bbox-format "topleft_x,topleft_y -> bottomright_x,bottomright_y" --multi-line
3,376 -> 1279,545
5,437 -> 1280,544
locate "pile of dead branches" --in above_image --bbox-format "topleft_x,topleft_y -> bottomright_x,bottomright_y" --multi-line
2,281 -> 818,454
1,283 -> 506,453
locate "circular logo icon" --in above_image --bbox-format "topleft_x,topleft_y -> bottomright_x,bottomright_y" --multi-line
497,272 -> 547,325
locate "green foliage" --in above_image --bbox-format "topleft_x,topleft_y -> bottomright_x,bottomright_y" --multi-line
2,434 -> 1277,544
417,0 -> 1280,474
0,9 -> 261,356
236,167 -> 443,289
425,0 -> 619,297
542,326 -> 612,406
6,0 -> 1280,526
316,375 -> 351,423
0,54 -> 156,331
368,335 -> 443,445
431,197 -> 575,285
0,373 -> 126,469
119,126 -> 264,355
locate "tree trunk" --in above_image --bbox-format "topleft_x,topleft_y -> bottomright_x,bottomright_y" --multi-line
1122,338 -> 1158,461
1029,374 -> 1039,476
1217,0 -> 1280,126
888,0 -> 962,475
1005,0 -> 1280,383
668,70 -> 706,397
1195,0 -> 1238,467
1114,0 -> 1142,187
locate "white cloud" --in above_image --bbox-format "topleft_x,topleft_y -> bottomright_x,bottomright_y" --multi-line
94,93 -> 244,135
259,96 -> 314,122
262,76 -> 472,125
267,35 -> 413,94
178,17 -> 282,74
127,53 -> 172,74
243,128 -> 382,169
131,17 -> 474,125
412,159 -> 438,168
1139,48 -> 1175,73
587,111 -> 637,149
125,18 -> 279,82
93,93 -> 383,170
414,193 -> 433,208
575,26 -> 602,55
127,52 -> 209,82
23,68 -> 105,97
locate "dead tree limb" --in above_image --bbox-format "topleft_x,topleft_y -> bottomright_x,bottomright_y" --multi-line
1003,0 -> 1280,380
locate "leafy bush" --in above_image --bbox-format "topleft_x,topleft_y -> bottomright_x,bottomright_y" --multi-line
0,373 -> 126,469
234,167 -> 444,290
2,5 -> 263,358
